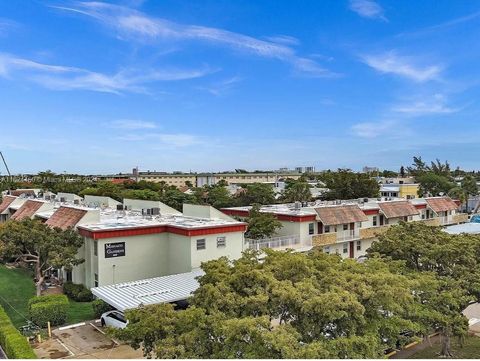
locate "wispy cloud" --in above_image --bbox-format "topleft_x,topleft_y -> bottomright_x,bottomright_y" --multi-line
349,0 -> 387,21
392,94 -> 460,116
52,1 -> 337,78
0,53 -> 212,94
116,132 -> 201,147
361,51 -> 443,82
0,18 -> 19,36
197,76 -> 242,96
263,35 -> 300,46
351,120 -> 395,138
108,119 -> 158,129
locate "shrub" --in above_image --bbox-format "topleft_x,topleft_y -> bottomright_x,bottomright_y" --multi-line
28,294 -> 69,327
92,299 -> 114,318
63,281 -> 93,302
0,305 -> 36,359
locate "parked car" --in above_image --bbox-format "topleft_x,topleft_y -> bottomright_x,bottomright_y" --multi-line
100,310 -> 128,329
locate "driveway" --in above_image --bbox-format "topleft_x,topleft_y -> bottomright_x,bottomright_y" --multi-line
33,320 -> 144,359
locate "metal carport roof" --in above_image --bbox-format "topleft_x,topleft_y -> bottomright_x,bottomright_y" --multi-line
91,269 -> 204,311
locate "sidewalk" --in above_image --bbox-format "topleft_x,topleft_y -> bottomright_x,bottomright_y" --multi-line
390,335 -> 441,359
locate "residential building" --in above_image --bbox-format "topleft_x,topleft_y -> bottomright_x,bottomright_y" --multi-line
0,194 -> 247,288
222,196 -> 466,259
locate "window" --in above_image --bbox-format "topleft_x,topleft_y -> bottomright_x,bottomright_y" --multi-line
308,223 -> 314,235
356,241 -> 361,251
324,246 -> 330,254
343,243 -> 348,254
196,239 -> 206,250
94,241 -> 98,256
217,236 -> 226,248
94,273 -> 98,287
373,216 -> 377,226
343,224 -> 348,231
324,225 -> 330,233
408,216 -> 413,221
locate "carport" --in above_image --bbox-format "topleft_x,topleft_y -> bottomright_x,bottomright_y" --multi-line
91,269 -> 204,311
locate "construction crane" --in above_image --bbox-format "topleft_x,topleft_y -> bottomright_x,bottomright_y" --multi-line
0,151 -> 11,177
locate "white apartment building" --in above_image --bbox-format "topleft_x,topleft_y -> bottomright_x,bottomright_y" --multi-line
0,195 -> 247,288
222,196 -> 466,259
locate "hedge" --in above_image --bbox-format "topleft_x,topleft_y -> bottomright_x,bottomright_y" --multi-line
63,281 -> 94,302
92,299 -> 114,318
28,294 -> 69,327
0,304 -> 36,359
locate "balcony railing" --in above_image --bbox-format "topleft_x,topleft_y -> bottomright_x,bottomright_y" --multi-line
247,235 -> 310,251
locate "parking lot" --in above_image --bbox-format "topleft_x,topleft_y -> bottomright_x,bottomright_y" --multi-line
33,320 -> 143,359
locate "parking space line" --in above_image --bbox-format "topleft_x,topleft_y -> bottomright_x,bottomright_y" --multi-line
89,322 -> 120,345
58,322 -> 86,331
56,338 -> 75,357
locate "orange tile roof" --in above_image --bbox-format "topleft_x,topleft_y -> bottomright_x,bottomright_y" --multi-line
10,189 -> 35,197
426,197 -> 459,213
45,207 -> 87,230
10,200 -> 44,220
315,205 -> 368,226
0,196 -> 16,214
0,196 -> 16,213
378,201 -> 420,219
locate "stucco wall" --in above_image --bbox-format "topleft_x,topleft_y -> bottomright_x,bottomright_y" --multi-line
189,231 -> 244,269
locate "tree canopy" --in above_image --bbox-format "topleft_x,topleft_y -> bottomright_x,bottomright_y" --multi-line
112,249 -> 451,359
0,219 -> 85,296
368,221 -> 479,356
244,204 -> 282,240
319,169 -> 379,200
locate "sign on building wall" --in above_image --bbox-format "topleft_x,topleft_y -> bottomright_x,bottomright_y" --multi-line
105,242 -> 126,258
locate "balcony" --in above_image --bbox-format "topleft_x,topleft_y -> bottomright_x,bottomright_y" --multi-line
359,225 -> 390,239
312,233 -> 337,247
247,235 -> 310,252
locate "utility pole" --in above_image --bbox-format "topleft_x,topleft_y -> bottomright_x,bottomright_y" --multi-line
0,151 -> 11,177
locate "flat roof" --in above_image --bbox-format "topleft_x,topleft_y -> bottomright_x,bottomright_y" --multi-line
444,222 -> 480,235
78,208 -> 245,232
91,269 -> 204,311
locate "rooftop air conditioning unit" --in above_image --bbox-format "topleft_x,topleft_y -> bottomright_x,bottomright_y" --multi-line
363,198 -> 369,203
74,200 -> 79,205
151,207 -> 160,216
45,195 -> 51,201
60,197 -> 66,202
294,201 -> 301,210
116,204 -> 124,211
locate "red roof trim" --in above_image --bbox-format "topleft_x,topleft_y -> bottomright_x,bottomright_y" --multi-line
414,204 -> 427,209
78,224 -> 247,240
221,209 -> 250,217
363,209 -> 379,215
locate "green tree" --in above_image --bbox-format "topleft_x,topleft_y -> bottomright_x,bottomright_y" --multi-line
367,222 -> 480,356
160,188 -> 198,211
113,250 -> 428,358
0,219 -> 84,296
235,183 -> 276,206
204,185 -> 233,209
122,189 -> 161,201
281,179 -> 312,202
416,173 -> 455,197
319,169 -> 379,200
245,205 -> 282,240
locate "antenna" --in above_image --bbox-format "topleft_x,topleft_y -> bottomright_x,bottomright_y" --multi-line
0,151 -> 11,177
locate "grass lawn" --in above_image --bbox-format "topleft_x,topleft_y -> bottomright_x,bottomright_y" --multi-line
0,264 -> 95,327
67,300 -> 95,324
0,264 -> 35,328
408,335 -> 480,359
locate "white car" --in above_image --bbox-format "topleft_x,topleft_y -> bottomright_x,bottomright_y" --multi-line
100,310 -> 128,329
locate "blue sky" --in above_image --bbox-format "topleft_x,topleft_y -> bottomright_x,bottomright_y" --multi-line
1,0 -> 480,174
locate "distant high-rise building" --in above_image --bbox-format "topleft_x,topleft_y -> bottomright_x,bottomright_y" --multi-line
362,166 -> 379,173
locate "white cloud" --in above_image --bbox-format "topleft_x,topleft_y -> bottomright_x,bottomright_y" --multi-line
351,120 -> 395,138
349,0 -> 387,21
263,35 -> 300,46
197,76 -> 242,96
0,53 -> 212,94
116,132 -> 201,147
108,119 -> 158,129
53,2 -> 336,78
361,51 -> 442,82
393,94 -> 459,116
